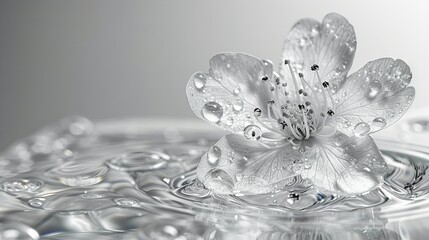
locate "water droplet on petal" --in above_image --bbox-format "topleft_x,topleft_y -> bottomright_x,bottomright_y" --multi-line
207,146 -> 221,166
203,169 -> 234,194
233,87 -> 241,95
225,117 -> 234,126
243,125 -> 262,140
235,172 -> 244,182
354,122 -> 370,136
193,73 -> 207,90
202,102 -> 223,123
233,99 -> 244,112
371,117 -> 387,131
367,80 -> 382,98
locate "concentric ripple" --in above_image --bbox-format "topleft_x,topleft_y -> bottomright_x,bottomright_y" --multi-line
1,117 -> 429,239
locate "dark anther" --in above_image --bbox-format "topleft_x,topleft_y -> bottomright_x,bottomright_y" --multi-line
284,59 -> 290,65
303,92 -> 308,96
261,76 -> 268,81
298,89 -> 304,95
282,83 -> 287,87
305,101 -> 311,106
327,110 -> 335,116
275,78 -> 281,85
311,64 -> 319,71
298,73 -> 304,78
268,100 -> 275,105
284,91 -> 289,96
308,109 -> 314,114
254,108 -> 262,117
281,105 -> 287,110
277,119 -> 288,129
298,104 -> 305,110
270,86 -> 275,91
322,81 -> 330,88
289,193 -> 300,200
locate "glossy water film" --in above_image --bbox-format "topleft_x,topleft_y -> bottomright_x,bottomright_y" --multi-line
0,116 -> 429,239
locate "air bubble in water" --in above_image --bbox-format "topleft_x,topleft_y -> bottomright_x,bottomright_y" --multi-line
371,117 -> 387,131
192,72 -> 207,90
243,125 -> 262,140
202,102 -> 223,123
354,122 -> 370,136
207,146 -> 222,166
203,169 -> 234,194
114,198 -> 139,207
367,80 -> 382,98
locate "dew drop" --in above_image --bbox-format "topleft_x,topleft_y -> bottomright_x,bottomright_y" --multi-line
202,101 -> 223,123
354,122 -> 370,136
243,125 -> 262,140
235,172 -> 244,182
233,87 -> 241,95
203,169 -> 234,194
225,117 -> 234,126
367,80 -> 382,98
207,146 -> 221,166
233,99 -> 244,112
192,72 -> 207,90
371,117 -> 387,131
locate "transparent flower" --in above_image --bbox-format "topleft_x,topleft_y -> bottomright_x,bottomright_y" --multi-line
186,13 -> 415,195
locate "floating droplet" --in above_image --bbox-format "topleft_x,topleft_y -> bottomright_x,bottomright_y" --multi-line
107,151 -> 170,171
1,179 -> 43,192
243,125 -> 262,140
254,108 -> 262,117
354,122 -> 370,136
371,117 -> 387,131
207,146 -> 221,166
203,169 -> 234,194
233,99 -> 244,112
28,198 -> 45,208
114,198 -> 139,207
202,101 -> 223,123
192,72 -> 207,90
46,160 -> 109,187
367,80 -> 382,98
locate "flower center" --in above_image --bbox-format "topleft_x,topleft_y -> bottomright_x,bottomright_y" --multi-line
254,60 -> 336,141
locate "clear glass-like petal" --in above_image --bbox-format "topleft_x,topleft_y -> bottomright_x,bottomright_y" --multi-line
333,58 -> 415,136
300,133 -> 386,195
197,134 -> 300,194
280,13 -> 356,91
186,53 -> 275,136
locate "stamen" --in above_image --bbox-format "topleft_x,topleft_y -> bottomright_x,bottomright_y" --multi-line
327,110 -> 334,116
261,76 -> 268,81
284,59 -> 301,97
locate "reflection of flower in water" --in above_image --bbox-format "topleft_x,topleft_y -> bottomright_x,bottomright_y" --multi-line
199,208 -> 401,240
186,13 -> 415,195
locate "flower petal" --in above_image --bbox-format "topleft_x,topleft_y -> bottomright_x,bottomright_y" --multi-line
333,58 -> 415,136
299,133 -> 386,195
186,53 -> 275,136
280,13 -> 356,90
197,134 -> 300,194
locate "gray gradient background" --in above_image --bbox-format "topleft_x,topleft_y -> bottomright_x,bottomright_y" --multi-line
0,0 -> 428,150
